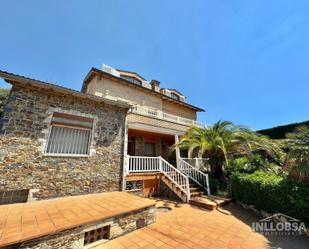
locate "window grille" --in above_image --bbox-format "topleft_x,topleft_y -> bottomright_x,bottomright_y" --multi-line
45,112 -> 93,156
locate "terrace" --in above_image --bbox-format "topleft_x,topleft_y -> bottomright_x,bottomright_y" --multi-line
94,199 -> 309,249
130,105 -> 204,127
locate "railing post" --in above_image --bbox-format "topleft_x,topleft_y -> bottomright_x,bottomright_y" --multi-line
206,174 -> 211,195
194,157 -> 198,168
186,177 -> 190,203
159,156 -> 162,172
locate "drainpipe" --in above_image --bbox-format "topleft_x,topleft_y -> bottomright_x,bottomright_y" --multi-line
122,111 -> 129,191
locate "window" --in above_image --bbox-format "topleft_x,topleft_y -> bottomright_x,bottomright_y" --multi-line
170,92 -> 180,101
126,180 -> 143,191
144,143 -> 155,156
120,75 -> 142,86
45,112 -> 93,156
0,190 -> 29,205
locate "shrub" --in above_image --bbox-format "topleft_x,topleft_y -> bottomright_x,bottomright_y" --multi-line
230,171 -> 309,226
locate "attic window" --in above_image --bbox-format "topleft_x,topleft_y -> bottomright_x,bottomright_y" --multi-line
170,92 -> 180,101
45,112 -> 93,156
120,75 -> 142,86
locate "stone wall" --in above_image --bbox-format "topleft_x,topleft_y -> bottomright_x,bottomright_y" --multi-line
16,206 -> 155,249
0,84 -> 128,200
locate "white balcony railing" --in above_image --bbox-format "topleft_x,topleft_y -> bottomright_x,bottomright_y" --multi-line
130,105 -> 204,127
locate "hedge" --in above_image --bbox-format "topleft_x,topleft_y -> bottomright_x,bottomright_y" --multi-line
258,120 -> 309,139
230,171 -> 309,226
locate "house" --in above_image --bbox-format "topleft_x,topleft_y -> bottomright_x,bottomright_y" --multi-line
82,65 -> 204,161
82,65 -> 206,198
0,65 -> 209,205
0,69 -> 131,203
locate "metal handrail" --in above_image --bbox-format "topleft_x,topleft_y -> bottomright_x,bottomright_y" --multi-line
178,157 -> 210,195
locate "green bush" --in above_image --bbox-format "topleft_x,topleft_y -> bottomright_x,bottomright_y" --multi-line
230,171 -> 309,226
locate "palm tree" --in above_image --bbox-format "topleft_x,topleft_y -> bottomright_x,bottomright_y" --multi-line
284,126 -> 309,180
173,120 -> 282,181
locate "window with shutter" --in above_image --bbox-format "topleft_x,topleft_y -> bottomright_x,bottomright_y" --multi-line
45,112 -> 94,156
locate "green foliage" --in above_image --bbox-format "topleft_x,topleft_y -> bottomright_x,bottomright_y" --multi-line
258,121 -> 309,139
0,88 -> 10,117
174,120 -> 283,180
230,171 -> 309,226
284,126 -> 309,178
225,154 -> 283,175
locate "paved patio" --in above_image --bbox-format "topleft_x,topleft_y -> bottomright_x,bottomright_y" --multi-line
95,198 -> 309,249
0,192 -> 155,248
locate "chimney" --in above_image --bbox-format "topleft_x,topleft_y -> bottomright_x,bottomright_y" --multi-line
150,80 -> 160,92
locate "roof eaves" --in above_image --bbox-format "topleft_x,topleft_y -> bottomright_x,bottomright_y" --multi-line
84,68 -> 205,112
0,70 -> 131,109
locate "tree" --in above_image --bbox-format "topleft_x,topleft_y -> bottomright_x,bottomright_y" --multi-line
284,126 -> 309,180
0,88 -> 10,117
173,120 -> 282,181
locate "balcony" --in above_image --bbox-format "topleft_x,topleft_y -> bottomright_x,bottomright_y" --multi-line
130,105 -> 204,127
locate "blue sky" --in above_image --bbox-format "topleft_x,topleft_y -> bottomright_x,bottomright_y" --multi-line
0,0 -> 308,130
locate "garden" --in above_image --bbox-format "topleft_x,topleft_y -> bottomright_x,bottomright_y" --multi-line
174,120 -> 309,226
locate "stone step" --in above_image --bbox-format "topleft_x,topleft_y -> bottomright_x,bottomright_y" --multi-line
189,197 -> 217,210
206,195 -> 232,207
189,187 -> 201,192
190,192 -> 203,197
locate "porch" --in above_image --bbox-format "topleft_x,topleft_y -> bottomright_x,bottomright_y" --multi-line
127,129 -> 177,163
124,128 -> 212,208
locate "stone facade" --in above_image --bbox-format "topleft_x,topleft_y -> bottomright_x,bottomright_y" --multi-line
14,206 -> 155,249
0,83 -> 128,200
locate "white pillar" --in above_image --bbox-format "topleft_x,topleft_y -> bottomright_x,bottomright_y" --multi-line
175,134 -> 180,168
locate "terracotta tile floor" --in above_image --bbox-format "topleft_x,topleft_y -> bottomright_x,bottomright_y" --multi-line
95,199 -> 309,249
0,192 -> 155,248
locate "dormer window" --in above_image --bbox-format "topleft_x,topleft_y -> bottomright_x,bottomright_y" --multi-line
170,92 -> 180,101
120,75 -> 142,86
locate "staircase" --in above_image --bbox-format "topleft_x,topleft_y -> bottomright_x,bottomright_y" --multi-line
125,156 -> 229,210
126,156 -> 191,202
178,158 -> 232,210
